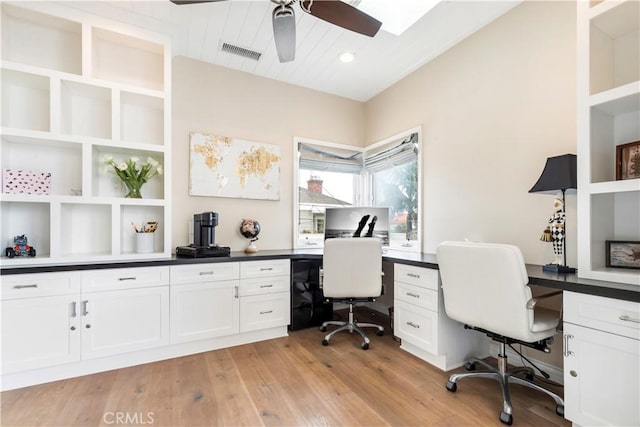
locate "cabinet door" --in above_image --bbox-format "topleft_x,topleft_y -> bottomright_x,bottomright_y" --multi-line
170,281 -> 239,344
564,323 -> 640,426
1,295 -> 80,373
240,292 -> 290,333
81,286 -> 169,359
394,300 -> 439,354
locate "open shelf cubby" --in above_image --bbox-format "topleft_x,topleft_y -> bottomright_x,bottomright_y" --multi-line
60,80 -> 112,139
92,27 -> 165,92
120,204 -> 165,256
0,201 -> 50,258
121,92 -> 164,146
1,69 -> 50,132
59,203 -> 111,258
1,5 -> 82,75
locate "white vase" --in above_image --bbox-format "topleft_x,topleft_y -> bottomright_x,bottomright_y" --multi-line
136,233 -> 154,254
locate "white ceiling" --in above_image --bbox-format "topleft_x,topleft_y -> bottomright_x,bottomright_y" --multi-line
59,0 -> 521,102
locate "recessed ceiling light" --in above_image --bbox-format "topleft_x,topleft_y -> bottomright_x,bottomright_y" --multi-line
339,51 -> 355,63
356,0 -> 441,36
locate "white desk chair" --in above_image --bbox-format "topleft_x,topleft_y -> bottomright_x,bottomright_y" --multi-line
436,241 -> 564,425
320,238 -> 384,350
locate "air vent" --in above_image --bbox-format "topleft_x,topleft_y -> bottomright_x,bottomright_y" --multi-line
221,42 -> 262,61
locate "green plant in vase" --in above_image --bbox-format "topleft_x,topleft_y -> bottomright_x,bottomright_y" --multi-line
103,155 -> 163,198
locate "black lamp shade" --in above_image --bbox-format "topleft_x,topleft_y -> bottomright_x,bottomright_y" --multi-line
529,154 -> 577,194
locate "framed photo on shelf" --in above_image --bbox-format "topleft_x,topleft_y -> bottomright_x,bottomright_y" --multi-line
615,140 -> 640,180
606,241 -> 640,269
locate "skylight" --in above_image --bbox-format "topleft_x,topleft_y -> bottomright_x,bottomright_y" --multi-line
354,0 -> 441,36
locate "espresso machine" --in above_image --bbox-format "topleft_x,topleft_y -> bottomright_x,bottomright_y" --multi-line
176,212 -> 230,257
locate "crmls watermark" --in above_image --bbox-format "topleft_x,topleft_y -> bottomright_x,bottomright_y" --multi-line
103,412 -> 155,425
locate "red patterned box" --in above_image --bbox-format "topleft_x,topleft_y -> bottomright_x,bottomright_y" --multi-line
3,169 -> 51,195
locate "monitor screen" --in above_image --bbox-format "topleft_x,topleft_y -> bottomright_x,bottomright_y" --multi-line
324,207 -> 389,245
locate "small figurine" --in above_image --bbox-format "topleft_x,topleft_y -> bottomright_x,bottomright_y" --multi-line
540,197 -> 565,265
5,235 -> 36,258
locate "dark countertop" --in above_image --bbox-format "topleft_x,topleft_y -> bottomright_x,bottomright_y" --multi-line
1,249 -> 637,302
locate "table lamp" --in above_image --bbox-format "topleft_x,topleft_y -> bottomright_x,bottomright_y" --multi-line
529,154 -> 577,273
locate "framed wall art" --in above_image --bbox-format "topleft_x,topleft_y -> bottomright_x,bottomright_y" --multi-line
189,132 -> 281,200
605,240 -> 640,269
615,140 -> 640,180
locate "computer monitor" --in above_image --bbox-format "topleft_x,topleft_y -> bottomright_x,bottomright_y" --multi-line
324,207 -> 389,246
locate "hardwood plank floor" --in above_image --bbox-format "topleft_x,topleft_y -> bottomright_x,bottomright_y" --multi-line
1,309 -> 570,427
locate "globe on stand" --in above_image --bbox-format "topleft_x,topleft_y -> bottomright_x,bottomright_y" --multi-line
240,219 -> 260,253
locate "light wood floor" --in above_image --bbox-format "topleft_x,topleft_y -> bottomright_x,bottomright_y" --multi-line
1,309 -> 569,427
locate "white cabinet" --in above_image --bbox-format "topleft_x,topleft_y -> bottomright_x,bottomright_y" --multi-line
170,263 -> 240,344
577,0 -> 640,285
393,263 -> 487,371
1,272 -> 81,373
239,260 -> 290,333
0,3 -> 172,265
563,291 -> 640,426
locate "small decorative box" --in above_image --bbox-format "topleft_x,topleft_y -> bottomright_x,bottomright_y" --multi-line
3,169 -> 51,195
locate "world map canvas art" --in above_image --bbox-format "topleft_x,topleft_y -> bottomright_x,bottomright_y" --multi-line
189,133 -> 281,200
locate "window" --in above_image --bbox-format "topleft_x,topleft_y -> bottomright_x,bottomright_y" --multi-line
294,129 -> 421,250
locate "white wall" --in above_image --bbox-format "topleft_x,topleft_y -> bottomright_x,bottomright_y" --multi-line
172,58 -> 365,251
365,0 -> 577,267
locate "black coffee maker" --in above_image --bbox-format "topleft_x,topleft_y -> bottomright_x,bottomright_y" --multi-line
175,212 -> 230,257
194,211 -> 218,247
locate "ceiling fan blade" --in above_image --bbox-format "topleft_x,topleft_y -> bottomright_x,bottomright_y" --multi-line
272,4 -> 296,63
300,0 -> 381,37
169,0 -> 227,5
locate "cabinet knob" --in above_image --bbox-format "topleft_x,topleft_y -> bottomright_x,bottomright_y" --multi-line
570,370 -> 577,378
70,326 -> 76,331
85,324 -> 91,329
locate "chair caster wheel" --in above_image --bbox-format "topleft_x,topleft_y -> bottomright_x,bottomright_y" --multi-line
376,329 -> 384,336
320,326 -> 327,332
556,405 -> 564,417
322,339 -> 329,346
499,411 -> 513,425
464,362 -> 476,371
445,381 -> 457,392
361,342 -> 369,350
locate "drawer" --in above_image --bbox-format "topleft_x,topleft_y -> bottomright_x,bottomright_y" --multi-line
394,264 -> 438,290
395,281 -> 438,311
171,262 -> 239,285
240,259 -> 290,279
395,300 -> 439,354
240,292 -> 290,332
82,267 -> 169,292
240,276 -> 289,296
564,291 -> 640,340
1,272 -> 80,300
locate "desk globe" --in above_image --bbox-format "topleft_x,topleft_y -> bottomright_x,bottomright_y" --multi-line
240,219 -> 260,253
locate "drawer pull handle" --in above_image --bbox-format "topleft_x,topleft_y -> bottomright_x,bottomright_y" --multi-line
563,334 -> 574,357
199,271 -> 214,276
619,315 -> 640,324
260,267 -> 273,271
260,310 -> 273,315
406,292 -> 420,298
234,286 -> 239,299
407,273 -> 420,279
118,277 -> 136,281
82,300 -> 89,316
406,321 -> 420,329
260,284 -> 273,288
13,284 -> 38,289
71,301 -> 77,318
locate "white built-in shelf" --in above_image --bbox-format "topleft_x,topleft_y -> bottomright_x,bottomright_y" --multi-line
0,3 -> 171,266
590,179 -> 640,194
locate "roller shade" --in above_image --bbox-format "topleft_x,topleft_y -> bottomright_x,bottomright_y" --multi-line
298,143 -> 364,174
364,133 -> 418,172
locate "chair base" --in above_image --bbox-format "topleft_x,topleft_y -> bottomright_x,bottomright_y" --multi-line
320,304 -> 384,350
445,342 -> 564,425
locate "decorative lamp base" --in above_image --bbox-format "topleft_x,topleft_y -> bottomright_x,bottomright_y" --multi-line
542,264 -> 577,274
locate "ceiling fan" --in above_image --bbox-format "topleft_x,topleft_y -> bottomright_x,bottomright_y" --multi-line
169,0 -> 382,63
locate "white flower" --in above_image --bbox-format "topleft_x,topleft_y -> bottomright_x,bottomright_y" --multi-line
103,154 -> 113,163
147,157 -> 159,167
130,156 -> 139,163
156,166 -> 163,175
118,162 -> 127,171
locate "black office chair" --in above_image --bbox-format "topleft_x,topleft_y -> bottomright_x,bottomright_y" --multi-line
436,241 -> 564,425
